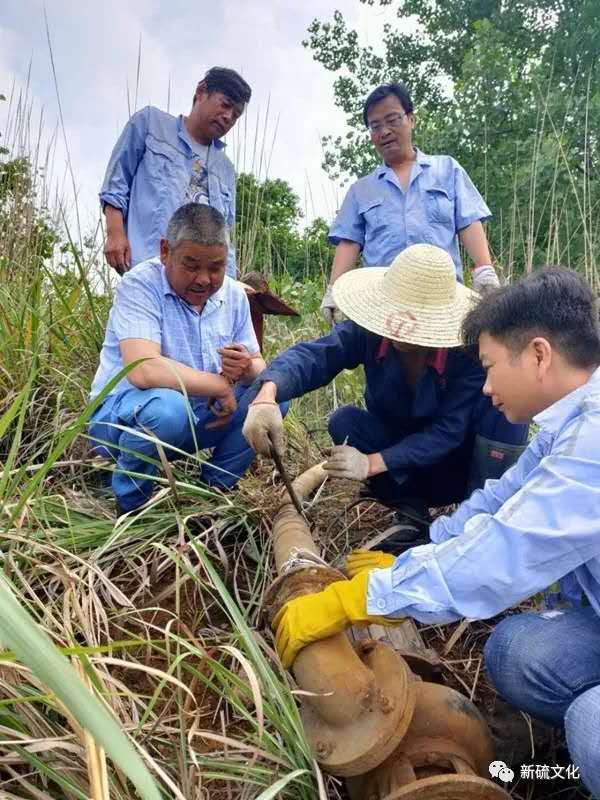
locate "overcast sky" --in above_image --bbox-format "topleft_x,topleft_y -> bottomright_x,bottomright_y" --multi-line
1,0 -> 398,245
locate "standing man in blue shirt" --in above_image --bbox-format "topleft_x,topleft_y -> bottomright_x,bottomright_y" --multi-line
89,203 -> 271,514
100,67 -> 251,278
321,82 -> 500,323
244,244 -> 527,539
274,266 -> 600,799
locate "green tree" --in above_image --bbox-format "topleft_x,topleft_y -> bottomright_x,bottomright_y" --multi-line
305,0 -> 600,282
235,173 -> 333,279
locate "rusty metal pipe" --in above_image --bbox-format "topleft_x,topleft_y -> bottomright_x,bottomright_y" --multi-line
270,465 -> 509,795
347,682 -> 512,799
265,463 -> 415,776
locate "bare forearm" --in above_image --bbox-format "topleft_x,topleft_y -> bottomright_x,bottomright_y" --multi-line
253,380 -> 278,403
129,357 -> 231,397
104,204 -> 126,235
241,356 -> 266,386
329,241 -> 361,284
458,221 -> 491,268
367,452 -> 387,477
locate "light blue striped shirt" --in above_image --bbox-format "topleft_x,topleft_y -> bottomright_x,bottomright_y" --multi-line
90,258 -> 259,400
368,366 -> 600,622
99,106 -> 237,276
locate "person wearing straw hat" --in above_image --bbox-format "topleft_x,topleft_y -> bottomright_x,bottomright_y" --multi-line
244,244 -> 527,543
321,81 -> 499,325
272,265 -> 600,800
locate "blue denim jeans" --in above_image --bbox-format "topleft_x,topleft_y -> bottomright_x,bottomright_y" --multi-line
485,608 -> 600,797
89,384 -> 284,512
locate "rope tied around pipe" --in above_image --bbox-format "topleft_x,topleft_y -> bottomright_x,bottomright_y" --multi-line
280,546 -> 333,575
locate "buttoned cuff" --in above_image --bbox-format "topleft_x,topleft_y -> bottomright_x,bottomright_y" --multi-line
366,566 -> 395,615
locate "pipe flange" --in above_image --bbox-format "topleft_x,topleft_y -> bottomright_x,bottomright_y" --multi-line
397,682 -> 496,776
302,640 -> 416,777
379,774 -> 512,799
263,566 -> 345,625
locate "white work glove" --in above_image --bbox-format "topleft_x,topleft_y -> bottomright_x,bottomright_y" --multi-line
324,445 -> 370,482
320,285 -> 344,326
472,265 -> 501,295
242,402 -> 285,458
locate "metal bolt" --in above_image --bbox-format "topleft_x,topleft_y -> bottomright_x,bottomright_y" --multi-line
379,691 -> 395,714
315,740 -> 333,759
359,640 -> 376,655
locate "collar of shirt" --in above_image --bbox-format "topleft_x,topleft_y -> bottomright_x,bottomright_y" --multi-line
375,337 -> 448,375
534,365 -> 600,436
374,148 -> 433,183
176,114 -> 226,155
158,261 -> 227,317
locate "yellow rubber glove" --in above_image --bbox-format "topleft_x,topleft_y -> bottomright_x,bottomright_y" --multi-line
346,549 -> 396,578
273,571 -> 403,669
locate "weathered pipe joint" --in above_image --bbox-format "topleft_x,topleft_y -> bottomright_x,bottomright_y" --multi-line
265,568 -> 416,776
265,461 -> 510,793
347,682 -> 512,800
264,463 -> 417,776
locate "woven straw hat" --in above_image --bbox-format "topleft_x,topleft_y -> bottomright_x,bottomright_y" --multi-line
332,244 -> 477,348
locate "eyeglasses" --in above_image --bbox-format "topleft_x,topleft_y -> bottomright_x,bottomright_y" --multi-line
367,112 -> 407,135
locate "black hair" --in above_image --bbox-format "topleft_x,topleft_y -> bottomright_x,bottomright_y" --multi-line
201,66 -> 251,105
462,266 -> 600,368
363,82 -> 414,127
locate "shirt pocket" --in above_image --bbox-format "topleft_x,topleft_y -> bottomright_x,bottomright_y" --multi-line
358,195 -> 386,236
425,186 -> 454,225
144,137 -> 182,182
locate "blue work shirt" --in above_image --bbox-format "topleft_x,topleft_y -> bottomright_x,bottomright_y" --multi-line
99,106 -> 237,277
368,366 -> 600,622
329,150 -> 491,280
256,320 -> 486,477
90,258 -> 259,401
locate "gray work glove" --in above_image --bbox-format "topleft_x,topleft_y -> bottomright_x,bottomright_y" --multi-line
320,285 -> 344,326
324,445 -> 370,482
472,265 -> 501,296
242,402 -> 285,458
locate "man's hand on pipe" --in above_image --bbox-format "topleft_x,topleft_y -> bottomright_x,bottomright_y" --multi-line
323,445 -> 370,481
242,401 -> 285,457
273,571 -> 404,669
346,550 -> 396,578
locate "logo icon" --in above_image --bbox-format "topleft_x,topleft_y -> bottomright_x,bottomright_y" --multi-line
489,760 -> 515,782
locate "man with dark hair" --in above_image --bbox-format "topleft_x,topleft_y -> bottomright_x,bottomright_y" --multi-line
100,67 -> 251,277
88,203 -> 272,513
274,266 -> 600,798
322,81 -> 500,323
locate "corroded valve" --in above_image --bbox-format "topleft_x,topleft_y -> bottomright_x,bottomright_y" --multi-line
264,464 -> 416,776
264,463 -> 510,796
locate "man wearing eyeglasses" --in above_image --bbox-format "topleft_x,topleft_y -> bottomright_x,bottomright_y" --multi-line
321,82 -> 499,324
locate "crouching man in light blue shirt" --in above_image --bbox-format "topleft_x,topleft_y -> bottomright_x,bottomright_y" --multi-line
89,203 -> 273,513
274,266 -> 600,797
